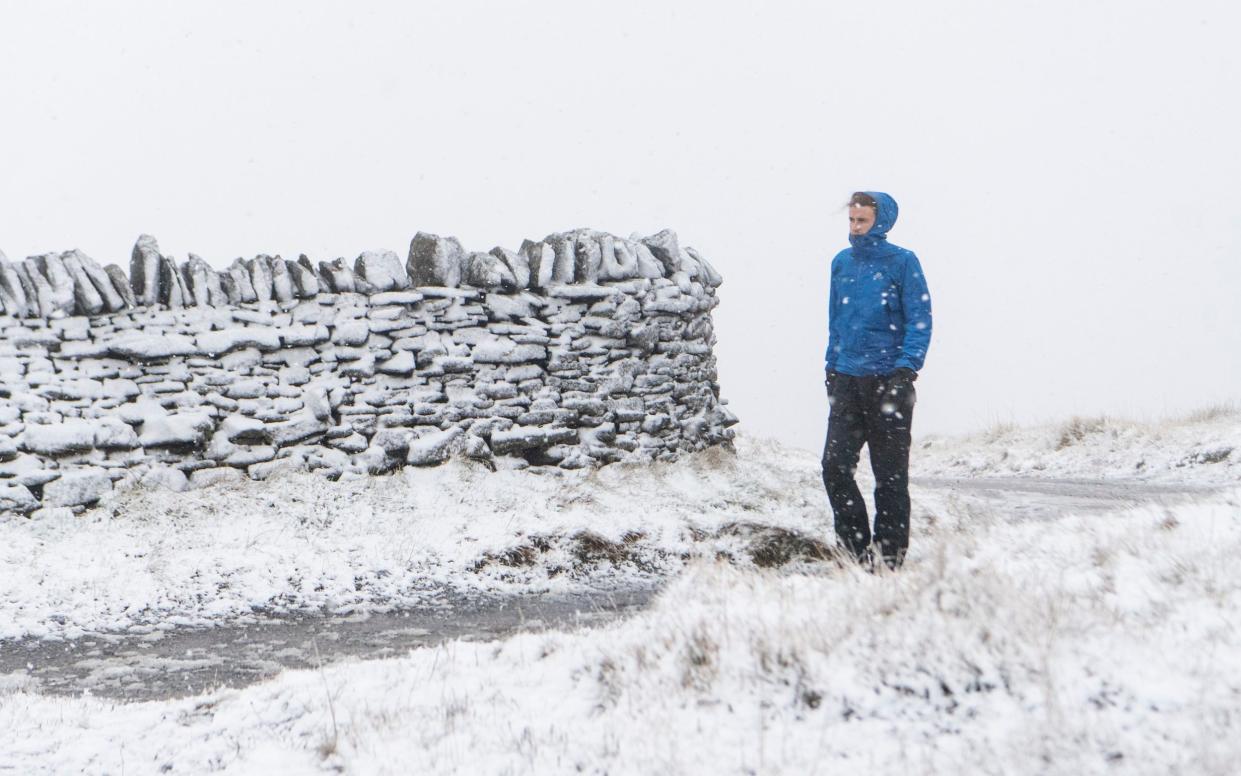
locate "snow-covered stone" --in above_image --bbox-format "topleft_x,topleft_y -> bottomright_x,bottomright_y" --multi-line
104,263 -> 136,308
188,467 -> 245,489
356,250 -> 411,292
491,246 -> 530,290
59,250 -> 105,316
0,252 -> 30,318
141,465 -> 189,492
287,258 -> 320,297
319,258 -> 357,294
489,425 -> 578,454
269,257 -> 295,302
464,251 -> 516,290
33,253 -> 78,318
247,256 -> 275,301
42,468 -> 112,507
197,327 -> 282,355
108,334 -> 199,360
521,240 -> 555,288
408,232 -> 464,288
130,234 -> 162,307
0,483 -> 38,513
378,351 -> 416,375
406,427 -> 463,466
20,420 -> 98,455
332,320 -> 370,347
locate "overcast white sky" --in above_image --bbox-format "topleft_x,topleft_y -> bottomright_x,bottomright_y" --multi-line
2,1 -> 1238,452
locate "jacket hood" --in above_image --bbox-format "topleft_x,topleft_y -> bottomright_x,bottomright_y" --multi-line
848,191 -> 901,258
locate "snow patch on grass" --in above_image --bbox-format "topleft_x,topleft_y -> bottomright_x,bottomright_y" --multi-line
916,406 -> 1241,482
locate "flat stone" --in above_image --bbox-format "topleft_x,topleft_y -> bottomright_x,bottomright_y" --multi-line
406,426 -> 463,465
20,420 -> 98,455
0,483 -> 39,513
197,327 -> 282,355
141,465 -> 190,492
43,468 -> 112,507
489,425 -> 577,454
108,334 -> 199,360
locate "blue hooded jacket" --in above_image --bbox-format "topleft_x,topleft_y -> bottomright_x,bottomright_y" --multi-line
825,191 -> 932,376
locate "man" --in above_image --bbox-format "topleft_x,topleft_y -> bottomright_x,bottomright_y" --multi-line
823,191 -> 932,570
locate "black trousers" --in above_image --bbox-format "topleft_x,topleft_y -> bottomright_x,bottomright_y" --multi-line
821,373 -> 915,568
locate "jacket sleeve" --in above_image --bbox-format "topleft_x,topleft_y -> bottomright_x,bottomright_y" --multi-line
894,252 -> 932,371
824,256 -> 840,369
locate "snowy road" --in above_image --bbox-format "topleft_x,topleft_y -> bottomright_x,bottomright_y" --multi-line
914,476 -> 1220,523
0,588 -> 654,702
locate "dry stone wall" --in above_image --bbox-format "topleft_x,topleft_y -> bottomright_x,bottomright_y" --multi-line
0,229 -> 736,515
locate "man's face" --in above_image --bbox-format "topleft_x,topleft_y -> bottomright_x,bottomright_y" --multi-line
848,205 -> 876,235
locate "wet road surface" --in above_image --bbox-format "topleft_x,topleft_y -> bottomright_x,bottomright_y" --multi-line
0,587 -> 655,702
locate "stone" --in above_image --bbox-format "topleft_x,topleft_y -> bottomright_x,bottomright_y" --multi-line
42,468 -> 112,507
0,483 -> 39,513
491,246 -> 530,290
288,258 -> 320,297
641,229 -> 681,276
464,251 -> 516,290
378,351 -> 416,375
521,240 -> 555,288
158,256 -> 190,309
130,234 -> 163,307
406,427 -> 464,465
30,253 -> 77,318
141,465 -> 190,492
227,259 -> 258,302
20,259 -> 59,318
265,412 -> 330,447
246,255 -> 274,301
182,254 -> 213,307
319,258 -> 357,293
269,256 -> 295,302
108,334 -> 199,360
489,425 -> 577,454
94,417 -> 140,449
138,410 -> 212,448
545,234 -> 576,284
573,234 -> 603,283
58,250 -> 105,316
20,420 -> 98,455
407,232 -> 464,288
600,237 -> 641,281
0,252 -> 31,318
281,325 -> 330,347
332,320 -> 370,346
684,247 -> 723,287
197,327 -> 283,355
104,264 -> 137,308
633,243 -> 664,279
355,250 -> 411,292
371,291 -> 424,306
188,467 -> 245,489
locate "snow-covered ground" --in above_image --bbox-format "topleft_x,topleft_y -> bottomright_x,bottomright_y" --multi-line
2,407 -> 1240,774
914,403 -> 1241,482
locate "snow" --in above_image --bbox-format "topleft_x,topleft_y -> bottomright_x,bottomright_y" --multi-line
914,404 -> 1241,483
1,409 -> 1240,773
107,333 -> 199,360
18,419 -> 98,455
40,468 -> 112,507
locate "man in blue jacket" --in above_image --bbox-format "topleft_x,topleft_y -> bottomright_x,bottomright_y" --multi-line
824,191 -> 932,570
